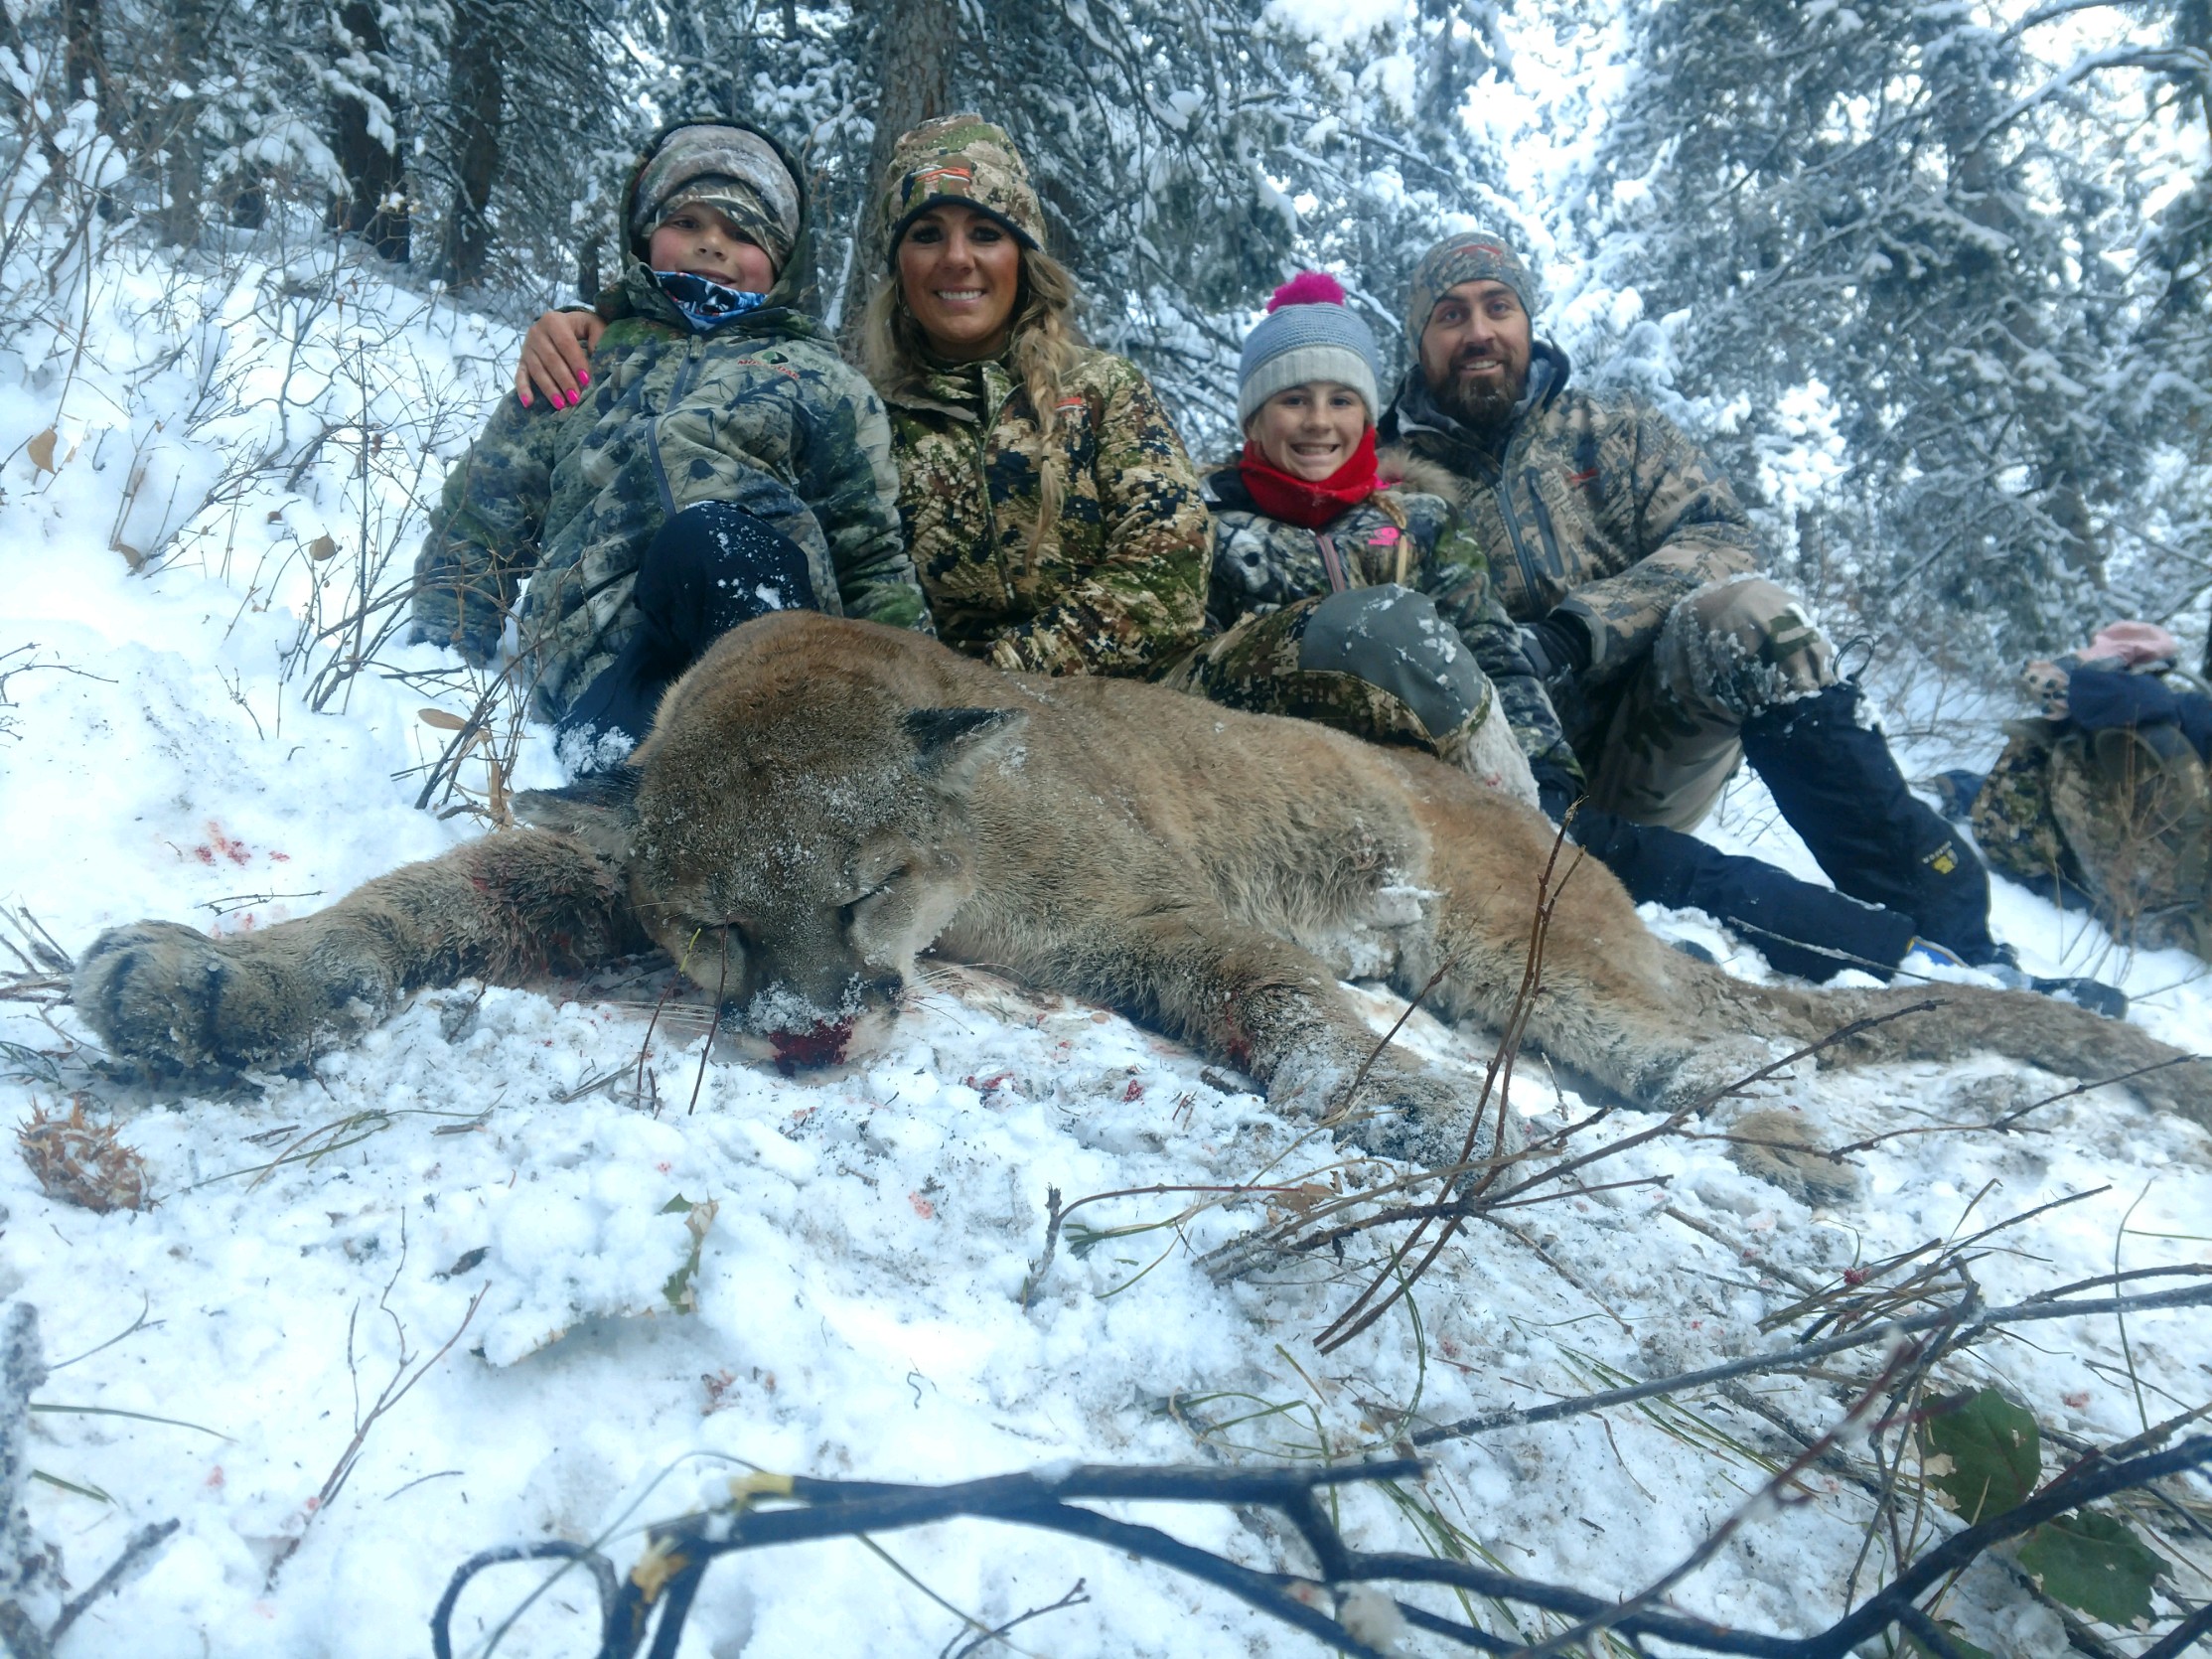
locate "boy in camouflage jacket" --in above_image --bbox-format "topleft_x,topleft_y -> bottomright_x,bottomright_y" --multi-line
413,120 -> 928,751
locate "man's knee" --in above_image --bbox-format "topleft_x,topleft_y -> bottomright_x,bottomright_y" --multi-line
1660,575 -> 1835,718
1297,585 -> 1487,742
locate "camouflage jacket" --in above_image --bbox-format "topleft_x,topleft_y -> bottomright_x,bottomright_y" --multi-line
886,347 -> 1208,678
1203,464 -> 1577,777
412,261 -> 929,721
1378,343 -> 1758,683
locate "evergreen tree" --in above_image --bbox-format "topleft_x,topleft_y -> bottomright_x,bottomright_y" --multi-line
1579,0 -> 2210,663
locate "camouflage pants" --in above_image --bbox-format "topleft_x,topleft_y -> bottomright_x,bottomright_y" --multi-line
1974,720 -> 2211,958
1157,585 -> 1538,805
1578,575 -> 1835,830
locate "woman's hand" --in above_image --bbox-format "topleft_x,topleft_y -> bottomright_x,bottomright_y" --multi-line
515,310 -> 607,408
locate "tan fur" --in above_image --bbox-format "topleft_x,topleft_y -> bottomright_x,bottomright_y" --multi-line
1375,447 -> 1473,510
74,615 -> 2209,1178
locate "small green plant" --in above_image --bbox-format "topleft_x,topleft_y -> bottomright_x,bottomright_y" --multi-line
1919,1387 -> 2170,1626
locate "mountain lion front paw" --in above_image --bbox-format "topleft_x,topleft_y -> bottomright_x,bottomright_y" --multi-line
1350,1055 -> 1525,1173
1274,1043 -> 1523,1173
74,921 -> 331,1074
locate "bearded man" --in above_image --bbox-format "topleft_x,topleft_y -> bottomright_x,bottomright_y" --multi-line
1380,230 -> 2116,1005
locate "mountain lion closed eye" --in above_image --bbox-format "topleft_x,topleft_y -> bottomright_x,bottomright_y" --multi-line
74,613 -> 2208,1189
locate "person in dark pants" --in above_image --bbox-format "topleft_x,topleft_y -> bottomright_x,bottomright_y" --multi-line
1174,271 -> 2014,989
1964,622 -> 2211,965
1376,228 -> 2121,1008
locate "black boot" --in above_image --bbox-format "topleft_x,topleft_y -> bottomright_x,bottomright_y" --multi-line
1570,805 -> 1918,982
558,501 -> 818,770
1740,683 -> 1998,963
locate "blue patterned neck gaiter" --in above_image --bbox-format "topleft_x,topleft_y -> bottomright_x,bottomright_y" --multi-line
654,270 -> 769,331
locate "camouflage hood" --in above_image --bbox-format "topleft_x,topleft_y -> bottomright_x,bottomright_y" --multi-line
615,119 -> 818,316
872,113 -> 1047,259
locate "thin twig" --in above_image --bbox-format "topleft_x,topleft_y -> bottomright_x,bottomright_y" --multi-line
1409,1282 -> 2212,1448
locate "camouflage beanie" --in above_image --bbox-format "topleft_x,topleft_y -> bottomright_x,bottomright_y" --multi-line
1402,229 -> 1542,348
876,114 -> 1045,262
632,124 -> 802,272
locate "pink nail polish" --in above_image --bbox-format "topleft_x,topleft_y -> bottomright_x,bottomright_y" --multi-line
555,390 -> 569,409
518,388 -> 531,407
578,369 -> 590,387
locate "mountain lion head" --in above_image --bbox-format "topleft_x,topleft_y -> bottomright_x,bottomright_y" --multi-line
520,622 -> 1026,1067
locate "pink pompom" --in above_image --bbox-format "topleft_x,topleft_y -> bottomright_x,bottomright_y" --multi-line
1266,270 -> 1348,312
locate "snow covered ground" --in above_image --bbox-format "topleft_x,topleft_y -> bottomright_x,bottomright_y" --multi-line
1,233 -> 2206,1658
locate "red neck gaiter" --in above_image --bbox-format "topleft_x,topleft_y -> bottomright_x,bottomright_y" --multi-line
1238,428 -> 1380,529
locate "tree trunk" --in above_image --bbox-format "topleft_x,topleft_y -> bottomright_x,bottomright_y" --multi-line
577,232 -> 603,304
1949,138 -> 2107,588
0,7 -> 66,177
331,0 -> 410,262
666,13 -> 734,121
158,0 -> 212,246
837,0 -> 959,346
438,0 -> 504,286
60,0 -> 110,127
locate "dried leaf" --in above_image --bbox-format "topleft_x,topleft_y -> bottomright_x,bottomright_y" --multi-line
418,707 -> 469,731
18,1102 -> 149,1213
2019,1510 -> 2168,1625
661,1195 -> 718,1312
1918,1387 -> 2039,1522
306,533 -> 338,560
434,1247 -> 489,1281
26,426 -> 58,474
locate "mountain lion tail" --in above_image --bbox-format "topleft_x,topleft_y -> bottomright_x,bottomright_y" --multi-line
1713,976 -> 2211,1131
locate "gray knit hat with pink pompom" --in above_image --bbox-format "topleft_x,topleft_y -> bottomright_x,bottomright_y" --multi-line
1237,272 -> 1382,427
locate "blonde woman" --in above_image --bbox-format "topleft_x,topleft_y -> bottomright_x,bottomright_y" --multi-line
514,114 -> 1208,678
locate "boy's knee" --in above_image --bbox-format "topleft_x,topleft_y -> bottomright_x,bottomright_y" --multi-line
637,501 -> 819,640
1297,585 -> 1488,742
1661,575 -> 1835,718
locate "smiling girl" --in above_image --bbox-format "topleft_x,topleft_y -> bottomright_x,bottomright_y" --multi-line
1158,271 -> 1574,804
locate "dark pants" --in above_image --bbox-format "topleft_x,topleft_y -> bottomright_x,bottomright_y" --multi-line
1740,683 -> 1996,963
1571,806 -> 1918,982
558,502 -> 818,766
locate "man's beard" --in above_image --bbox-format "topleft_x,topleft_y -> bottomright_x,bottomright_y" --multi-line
1433,362 -> 1528,431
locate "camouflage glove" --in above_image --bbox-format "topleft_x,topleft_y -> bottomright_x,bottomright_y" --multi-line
1519,614 -> 1593,690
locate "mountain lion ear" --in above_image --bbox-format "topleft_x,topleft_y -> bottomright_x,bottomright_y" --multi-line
513,767 -> 643,860
904,706 -> 1027,781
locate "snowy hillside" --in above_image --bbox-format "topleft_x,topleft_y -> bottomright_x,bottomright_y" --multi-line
1,237 -> 2208,1658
